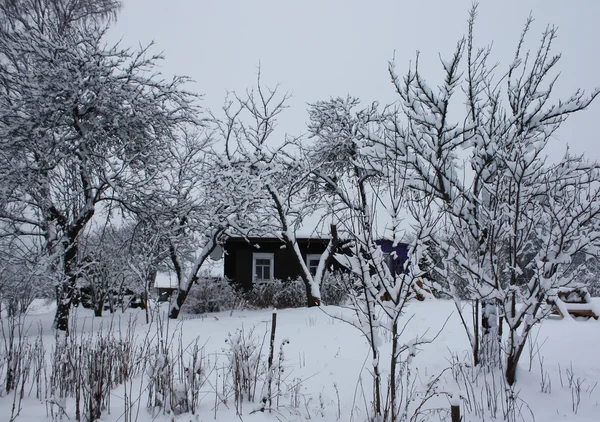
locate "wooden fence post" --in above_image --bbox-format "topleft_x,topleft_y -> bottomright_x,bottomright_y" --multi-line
267,310 -> 277,412
451,404 -> 461,422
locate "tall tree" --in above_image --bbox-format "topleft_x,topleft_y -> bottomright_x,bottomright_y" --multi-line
0,0 -> 200,330
215,77 -> 337,307
306,97 -> 439,419
121,126 -> 266,319
384,6 -> 600,383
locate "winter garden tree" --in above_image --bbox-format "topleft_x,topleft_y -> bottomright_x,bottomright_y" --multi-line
148,75 -> 345,317
0,0 -> 200,331
0,235 -> 51,317
79,220 -> 168,320
79,231 -> 119,317
122,220 -> 169,321
122,126 -> 269,319
214,77 -> 340,307
306,97 -> 442,420
378,6 -> 600,384
74,218 -> 169,320
78,223 -> 142,317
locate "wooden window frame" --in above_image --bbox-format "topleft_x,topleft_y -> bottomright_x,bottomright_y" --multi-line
252,252 -> 274,282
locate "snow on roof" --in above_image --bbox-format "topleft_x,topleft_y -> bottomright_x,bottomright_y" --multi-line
294,206 -> 416,242
154,258 -> 225,288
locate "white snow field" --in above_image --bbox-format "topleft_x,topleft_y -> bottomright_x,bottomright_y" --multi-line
2,299 -> 599,422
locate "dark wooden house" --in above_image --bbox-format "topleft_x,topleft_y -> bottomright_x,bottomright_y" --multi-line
224,236 -> 410,290
224,237 -> 331,291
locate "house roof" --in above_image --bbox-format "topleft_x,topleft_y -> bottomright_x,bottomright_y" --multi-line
225,236 -> 330,244
154,257 -> 224,288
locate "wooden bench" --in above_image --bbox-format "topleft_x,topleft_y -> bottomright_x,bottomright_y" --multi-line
547,286 -> 599,320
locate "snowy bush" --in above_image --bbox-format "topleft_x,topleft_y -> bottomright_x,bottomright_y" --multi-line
181,277 -> 239,314
244,279 -> 306,309
225,326 -> 266,412
181,272 -> 349,312
320,272 -> 349,306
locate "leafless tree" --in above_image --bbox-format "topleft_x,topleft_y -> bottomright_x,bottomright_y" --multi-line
214,75 -> 339,307
384,4 -> 600,384
0,0 -> 201,330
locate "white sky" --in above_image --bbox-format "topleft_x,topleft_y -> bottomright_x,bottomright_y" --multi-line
108,0 -> 600,161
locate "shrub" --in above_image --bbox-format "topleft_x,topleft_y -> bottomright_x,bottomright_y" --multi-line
243,272 -> 350,309
181,277 -> 239,314
244,279 -> 306,309
320,272 -> 349,306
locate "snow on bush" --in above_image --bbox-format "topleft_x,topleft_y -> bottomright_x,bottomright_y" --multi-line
319,272 -> 350,306
179,272 -> 348,314
181,277 -> 239,314
244,279 -> 307,309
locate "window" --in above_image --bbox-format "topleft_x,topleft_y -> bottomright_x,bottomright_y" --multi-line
253,253 -> 274,282
306,254 -> 322,277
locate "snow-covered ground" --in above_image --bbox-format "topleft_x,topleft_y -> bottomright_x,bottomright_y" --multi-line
2,299 -> 599,421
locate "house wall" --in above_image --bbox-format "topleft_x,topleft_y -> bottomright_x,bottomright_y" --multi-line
377,239 -> 409,259
376,239 -> 409,274
224,237 -> 409,290
224,238 -> 329,290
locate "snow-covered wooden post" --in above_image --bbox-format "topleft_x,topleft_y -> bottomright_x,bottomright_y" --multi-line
267,310 -> 277,411
450,392 -> 461,422
451,405 -> 460,422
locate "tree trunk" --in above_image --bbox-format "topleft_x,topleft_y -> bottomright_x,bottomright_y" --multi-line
473,299 -> 480,366
108,293 -> 114,314
299,272 -> 320,307
169,289 -> 189,319
505,292 -> 525,385
54,292 -> 72,332
307,294 -> 320,307
54,276 -> 76,332
390,319 -> 399,422
168,230 -> 223,319
53,239 -> 79,332
301,224 -> 340,308
505,345 -> 525,385
145,268 -> 157,323
94,298 -> 104,317
480,299 -> 500,366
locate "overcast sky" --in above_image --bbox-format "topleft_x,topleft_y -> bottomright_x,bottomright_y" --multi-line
108,0 -> 600,161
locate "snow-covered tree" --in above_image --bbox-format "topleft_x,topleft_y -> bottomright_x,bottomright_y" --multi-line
306,97 -> 440,419
383,6 -> 600,384
120,125 -> 266,319
78,222 -> 149,317
214,76 -> 339,307
0,236 -> 51,316
122,221 -> 168,320
0,0 -> 200,330
78,229 -> 121,317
